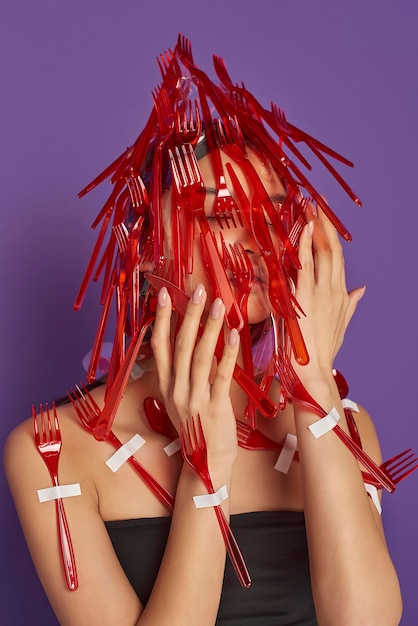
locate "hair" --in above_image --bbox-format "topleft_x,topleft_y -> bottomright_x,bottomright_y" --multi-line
75,33 -> 360,404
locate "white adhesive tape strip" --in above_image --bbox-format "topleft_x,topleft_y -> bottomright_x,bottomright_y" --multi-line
193,484 -> 228,509
342,398 -> 359,413
37,483 -> 82,503
274,433 -> 297,474
163,438 -> 181,456
130,363 -> 144,380
364,483 -> 382,515
308,407 -> 341,439
105,434 -> 146,472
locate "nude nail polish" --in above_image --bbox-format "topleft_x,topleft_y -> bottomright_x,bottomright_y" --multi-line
192,284 -> 205,304
158,287 -> 168,307
210,298 -> 223,319
228,328 -> 239,346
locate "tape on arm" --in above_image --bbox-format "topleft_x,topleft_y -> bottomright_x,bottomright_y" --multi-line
193,484 -> 228,509
308,407 -> 341,439
37,483 -> 82,502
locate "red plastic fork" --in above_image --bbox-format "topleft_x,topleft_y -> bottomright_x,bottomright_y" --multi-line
274,349 -> 397,493
151,86 -> 174,267
236,419 -> 300,460
33,403 -> 78,591
181,415 -> 251,588
68,385 -> 174,512
93,297 -> 157,440
362,449 -> 418,489
168,143 -> 243,330
224,242 -> 257,427
224,165 -> 308,367
174,99 -> 202,147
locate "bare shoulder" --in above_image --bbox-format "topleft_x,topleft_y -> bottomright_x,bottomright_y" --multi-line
3,398 -> 99,503
3,409 -> 47,482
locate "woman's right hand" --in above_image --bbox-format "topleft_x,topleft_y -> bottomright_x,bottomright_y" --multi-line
150,284 -> 241,474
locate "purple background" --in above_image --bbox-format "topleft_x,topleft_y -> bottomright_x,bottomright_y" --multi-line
1,1 -> 417,623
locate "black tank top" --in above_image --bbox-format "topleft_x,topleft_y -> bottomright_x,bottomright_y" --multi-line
105,510 -> 317,625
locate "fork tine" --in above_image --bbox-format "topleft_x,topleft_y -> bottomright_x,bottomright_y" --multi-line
392,463 -> 418,484
152,86 -> 173,133
382,448 -> 414,468
180,421 -> 190,456
33,405 -> 40,444
113,222 -> 129,254
195,415 -> 205,450
81,383 -> 102,415
68,387 -> 88,421
391,458 -> 418,479
42,403 -> 54,441
177,33 -> 194,66
174,99 -> 202,146
156,48 -> 177,82
126,171 -> 148,210
51,403 -> 60,440
385,451 -> 417,476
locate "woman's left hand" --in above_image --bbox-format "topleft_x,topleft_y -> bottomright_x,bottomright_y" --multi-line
293,202 -> 366,383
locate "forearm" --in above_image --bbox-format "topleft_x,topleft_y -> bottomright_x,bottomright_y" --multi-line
294,377 -> 402,625
139,464 -> 232,626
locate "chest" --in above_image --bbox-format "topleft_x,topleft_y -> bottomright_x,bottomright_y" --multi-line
90,403 -> 303,521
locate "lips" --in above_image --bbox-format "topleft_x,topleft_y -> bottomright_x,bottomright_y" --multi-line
252,262 -> 268,286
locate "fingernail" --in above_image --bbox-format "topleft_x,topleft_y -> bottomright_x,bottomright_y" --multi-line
210,298 -> 223,319
228,328 -> 240,347
307,220 -> 314,237
192,283 -> 205,304
158,287 -> 168,307
310,203 -> 318,217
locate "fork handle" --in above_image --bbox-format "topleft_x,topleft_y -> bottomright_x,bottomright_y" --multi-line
107,432 -> 175,512
94,321 -> 153,440
213,505 -> 252,588
333,426 -> 395,493
55,498 -> 78,591
126,455 -> 175,512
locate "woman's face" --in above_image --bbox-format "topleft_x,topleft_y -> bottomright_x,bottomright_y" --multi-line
161,146 -> 288,325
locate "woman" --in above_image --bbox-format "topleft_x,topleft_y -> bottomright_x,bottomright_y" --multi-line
4,35 -> 404,625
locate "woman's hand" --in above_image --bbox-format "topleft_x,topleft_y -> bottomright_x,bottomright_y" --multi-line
150,284 -> 240,473
293,202 -> 365,385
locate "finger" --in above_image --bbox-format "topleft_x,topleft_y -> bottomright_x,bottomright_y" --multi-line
189,297 -> 226,395
171,283 -> 207,399
317,196 -> 340,246
296,219 -> 315,293
344,285 -> 366,329
316,198 -> 345,284
150,287 -> 174,398
210,328 -> 241,403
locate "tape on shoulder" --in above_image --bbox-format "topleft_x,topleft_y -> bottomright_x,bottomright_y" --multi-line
274,433 -> 297,474
105,434 -> 146,472
163,438 -> 181,456
342,398 -> 359,413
